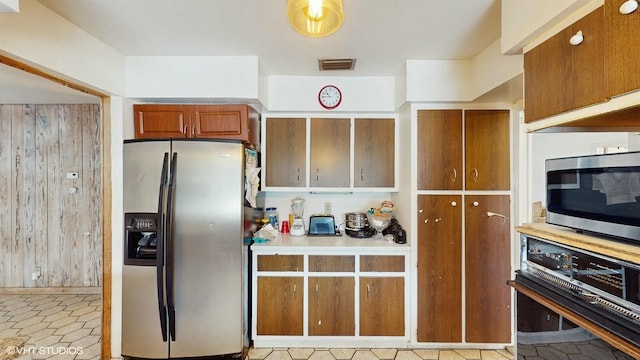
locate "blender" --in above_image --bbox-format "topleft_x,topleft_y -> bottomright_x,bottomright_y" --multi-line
290,197 -> 306,236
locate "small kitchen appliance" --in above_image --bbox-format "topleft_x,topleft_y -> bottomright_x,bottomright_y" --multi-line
308,215 -> 341,236
290,197 -> 305,236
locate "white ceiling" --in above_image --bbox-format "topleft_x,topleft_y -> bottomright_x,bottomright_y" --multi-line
1,0 -> 520,104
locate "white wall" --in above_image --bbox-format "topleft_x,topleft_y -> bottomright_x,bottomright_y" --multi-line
0,0 -> 125,95
125,56 -> 259,100
501,0 -> 596,54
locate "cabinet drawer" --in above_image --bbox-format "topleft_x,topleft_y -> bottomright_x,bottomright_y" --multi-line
309,255 -> 355,272
257,255 -> 303,271
360,255 -> 405,272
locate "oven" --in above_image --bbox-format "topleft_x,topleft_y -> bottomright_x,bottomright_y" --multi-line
511,234 -> 640,358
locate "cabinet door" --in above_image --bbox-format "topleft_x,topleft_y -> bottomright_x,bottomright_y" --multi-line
256,276 -> 303,335
417,195 -> 462,342
524,6 -> 606,122
464,110 -> 510,191
606,0 -> 640,98
265,118 -> 306,187
417,110 -> 462,190
133,104 -> 188,138
191,105 -> 256,143
308,277 -> 355,336
310,118 -> 350,187
354,118 -> 395,188
359,277 -> 404,336
465,195 -> 511,343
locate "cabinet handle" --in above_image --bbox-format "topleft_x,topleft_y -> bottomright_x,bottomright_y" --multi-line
360,168 -> 364,181
192,125 -> 195,138
424,218 -> 429,224
293,284 -> 297,293
452,168 -> 457,183
472,168 -> 479,183
315,283 -> 319,293
435,217 -> 442,223
183,125 -> 188,138
316,168 -> 319,182
366,284 -> 370,298
297,168 -> 300,182
569,30 -> 583,46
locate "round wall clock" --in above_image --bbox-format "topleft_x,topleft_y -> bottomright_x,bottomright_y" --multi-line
318,85 -> 342,109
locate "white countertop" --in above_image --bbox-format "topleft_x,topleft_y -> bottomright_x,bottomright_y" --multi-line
250,233 -> 410,253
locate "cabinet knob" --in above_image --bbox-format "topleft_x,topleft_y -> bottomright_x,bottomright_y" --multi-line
424,218 -> 429,223
620,0 -> 639,14
569,30 -> 583,46
472,201 -> 479,207
451,201 -> 457,207
435,217 -> 442,223
419,209 -> 423,213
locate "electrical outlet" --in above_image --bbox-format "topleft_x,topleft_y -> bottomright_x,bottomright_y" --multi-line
324,202 -> 332,214
32,265 -> 41,280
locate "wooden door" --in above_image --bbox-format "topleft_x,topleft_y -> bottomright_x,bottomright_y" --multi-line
464,195 -> 511,343
265,118 -> 306,187
354,118 -> 395,188
256,276 -> 303,335
417,195 -> 462,342
308,277 -> 355,336
310,118 -> 350,187
359,277 -> 404,336
133,104 -> 188,138
606,0 -> 640,98
524,6 -> 606,122
417,110 -> 462,190
464,110 -> 510,191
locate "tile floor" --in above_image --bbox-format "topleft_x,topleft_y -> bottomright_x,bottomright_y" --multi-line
246,348 -> 515,360
0,294 -> 101,360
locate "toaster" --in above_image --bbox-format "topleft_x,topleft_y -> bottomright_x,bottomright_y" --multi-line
308,215 -> 340,236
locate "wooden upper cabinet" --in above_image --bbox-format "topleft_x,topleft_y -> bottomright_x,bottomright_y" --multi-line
310,118 -> 350,187
606,0 -> 640,98
133,104 -> 259,144
524,6 -> 606,122
134,104 -> 188,138
354,118 -> 395,188
264,118 -> 306,187
464,110 -> 510,191
417,110 -> 463,190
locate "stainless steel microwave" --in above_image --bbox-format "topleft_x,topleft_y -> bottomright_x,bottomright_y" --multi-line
546,151 -> 640,243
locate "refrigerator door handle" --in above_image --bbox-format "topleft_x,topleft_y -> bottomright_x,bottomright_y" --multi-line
166,152 -> 178,341
156,152 -> 169,342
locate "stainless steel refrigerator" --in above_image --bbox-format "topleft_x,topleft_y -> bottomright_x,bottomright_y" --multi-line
122,139 -> 256,359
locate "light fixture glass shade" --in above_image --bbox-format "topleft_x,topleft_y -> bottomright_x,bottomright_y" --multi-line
288,0 -> 344,37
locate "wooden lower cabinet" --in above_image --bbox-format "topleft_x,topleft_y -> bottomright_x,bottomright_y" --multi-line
417,195 -> 462,342
256,276 -> 303,335
465,195 -> 511,343
359,277 -> 404,336
308,277 -> 355,336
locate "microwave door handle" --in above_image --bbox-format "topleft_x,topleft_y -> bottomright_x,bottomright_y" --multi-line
166,152 -> 177,341
156,152 -> 169,342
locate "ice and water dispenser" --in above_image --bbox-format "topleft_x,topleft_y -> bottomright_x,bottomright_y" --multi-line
124,213 -> 159,265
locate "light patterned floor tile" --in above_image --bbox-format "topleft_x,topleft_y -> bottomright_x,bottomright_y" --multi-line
479,350 -> 510,359
438,350 -> 466,360
453,349 -> 480,359
411,349 -> 440,360
352,350 -> 379,360
395,350 -> 422,360
288,348 -> 314,359
265,349 -> 293,360
371,348 -> 396,360
247,347 -> 273,359
308,350 -> 336,360
330,348 -> 356,359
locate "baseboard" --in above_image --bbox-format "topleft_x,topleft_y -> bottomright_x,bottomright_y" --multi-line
0,287 -> 101,295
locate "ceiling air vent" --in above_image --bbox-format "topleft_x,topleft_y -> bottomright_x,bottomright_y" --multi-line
318,58 -> 356,71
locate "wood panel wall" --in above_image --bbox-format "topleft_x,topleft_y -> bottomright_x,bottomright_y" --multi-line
0,104 -> 102,288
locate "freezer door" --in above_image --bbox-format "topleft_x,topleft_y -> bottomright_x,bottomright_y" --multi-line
169,140 -> 245,357
122,140 -> 170,359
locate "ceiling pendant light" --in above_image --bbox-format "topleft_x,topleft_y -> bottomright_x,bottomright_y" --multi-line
288,0 -> 344,37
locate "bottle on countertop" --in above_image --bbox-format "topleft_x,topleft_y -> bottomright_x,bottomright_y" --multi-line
266,207 -> 279,230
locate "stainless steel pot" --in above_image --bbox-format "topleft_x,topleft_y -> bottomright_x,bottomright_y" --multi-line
345,212 -> 369,229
